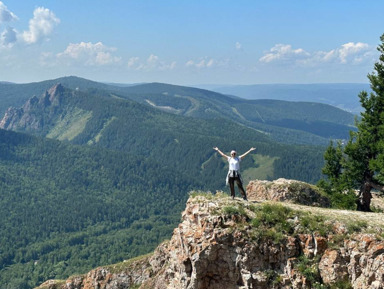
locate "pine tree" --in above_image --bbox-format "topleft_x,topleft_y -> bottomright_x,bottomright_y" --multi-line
322,140 -> 344,187
319,140 -> 356,209
323,33 -> 384,211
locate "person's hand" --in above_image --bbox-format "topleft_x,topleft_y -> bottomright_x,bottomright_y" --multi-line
250,147 -> 256,151
213,147 -> 219,151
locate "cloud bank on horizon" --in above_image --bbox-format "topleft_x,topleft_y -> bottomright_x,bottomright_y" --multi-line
0,1 -> 382,85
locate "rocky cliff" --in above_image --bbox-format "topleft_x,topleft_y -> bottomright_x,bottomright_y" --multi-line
0,83 -> 68,132
36,180 -> 384,289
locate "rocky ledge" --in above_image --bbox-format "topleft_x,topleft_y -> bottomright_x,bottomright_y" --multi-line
37,187 -> 384,289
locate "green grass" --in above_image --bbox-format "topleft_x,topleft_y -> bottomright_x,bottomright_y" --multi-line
223,205 -> 248,218
242,154 -> 279,182
47,107 -> 93,141
346,220 -> 368,233
218,201 -> 338,244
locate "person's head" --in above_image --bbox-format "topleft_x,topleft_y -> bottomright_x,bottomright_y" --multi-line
231,150 -> 237,157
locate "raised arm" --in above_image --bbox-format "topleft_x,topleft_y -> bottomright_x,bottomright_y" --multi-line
213,147 -> 230,158
239,147 -> 256,159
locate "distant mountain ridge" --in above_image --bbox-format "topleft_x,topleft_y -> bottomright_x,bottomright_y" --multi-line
104,81 -> 356,144
200,83 -> 369,114
0,76 -> 356,145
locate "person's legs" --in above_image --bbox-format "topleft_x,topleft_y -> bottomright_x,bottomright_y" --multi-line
228,177 -> 235,198
235,177 -> 247,200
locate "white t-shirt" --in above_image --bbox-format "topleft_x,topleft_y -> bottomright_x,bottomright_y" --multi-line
228,157 -> 241,171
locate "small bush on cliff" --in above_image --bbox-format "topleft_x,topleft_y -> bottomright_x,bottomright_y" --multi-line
251,203 -> 294,234
249,203 -> 295,244
346,220 -> 368,233
296,255 -> 322,284
223,205 -> 247,218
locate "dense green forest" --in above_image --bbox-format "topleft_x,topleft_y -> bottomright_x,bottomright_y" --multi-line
0,129 -> 196,288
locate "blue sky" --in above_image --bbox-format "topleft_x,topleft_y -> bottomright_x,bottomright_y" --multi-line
0,1 -> 383,85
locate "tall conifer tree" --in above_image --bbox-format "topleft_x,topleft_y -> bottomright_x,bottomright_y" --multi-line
323,33 -> 384,211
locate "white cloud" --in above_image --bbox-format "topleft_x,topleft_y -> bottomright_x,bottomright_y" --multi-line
309,42 -> 374,66
235,42 -> 242,50
0,1 -> 18,23
0,1 -> 18,48
259,42 -> 375,67
186,59 -> 206,68
127,54 -> 176,71
259,44 -> 310,63
1,26 -> 16,47
331,42 -> 370,64
186,58 -> 216,69
22,7 -> 60,44
146,54 -> 159,68
57,42 -> 121,66
185,57 -> 231,70
128,57 -> 140,68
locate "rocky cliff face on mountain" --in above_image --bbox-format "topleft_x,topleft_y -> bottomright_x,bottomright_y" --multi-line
0,83 -> 66,132
36,179 -> 384,289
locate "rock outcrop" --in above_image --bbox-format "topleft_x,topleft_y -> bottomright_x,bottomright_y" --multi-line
0,83 -> 66,132
246,178 -> 331,207
36,189 -> 384,289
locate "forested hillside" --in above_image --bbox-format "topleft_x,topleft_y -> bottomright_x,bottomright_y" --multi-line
110,82 -> 355,144
0,129 -> 197,288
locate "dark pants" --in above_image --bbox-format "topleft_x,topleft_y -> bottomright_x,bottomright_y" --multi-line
228,176 -> 247,199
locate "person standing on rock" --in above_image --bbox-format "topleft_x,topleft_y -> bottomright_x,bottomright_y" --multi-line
213,147 -> 256,200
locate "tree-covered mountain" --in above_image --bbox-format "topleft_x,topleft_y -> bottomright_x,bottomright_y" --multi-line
110,82 -> 356,144
0,76 -> 355,145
